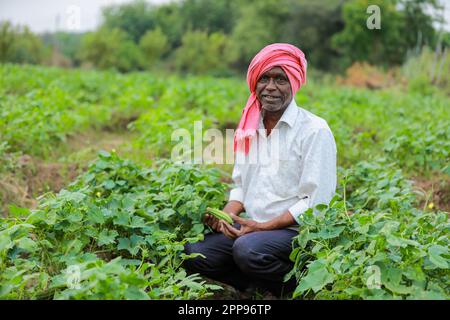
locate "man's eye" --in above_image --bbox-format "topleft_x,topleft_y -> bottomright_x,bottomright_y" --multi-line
276,78 -> 287,84
258,76 -> 269,83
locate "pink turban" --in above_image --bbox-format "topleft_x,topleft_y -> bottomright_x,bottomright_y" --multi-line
234,43 -> 307,154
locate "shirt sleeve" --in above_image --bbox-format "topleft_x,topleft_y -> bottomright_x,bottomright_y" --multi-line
288,127 -> 337,224
228,164 -> 244,203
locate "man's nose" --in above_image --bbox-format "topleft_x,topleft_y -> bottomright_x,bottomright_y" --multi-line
266,78 -> 277,90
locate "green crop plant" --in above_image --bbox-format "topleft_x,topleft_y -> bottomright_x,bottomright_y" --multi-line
1,64 -> 449,300
0,151 -> 228,299
286,161 -> 449,300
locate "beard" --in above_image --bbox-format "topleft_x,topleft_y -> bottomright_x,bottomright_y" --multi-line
260,96 -> 291,114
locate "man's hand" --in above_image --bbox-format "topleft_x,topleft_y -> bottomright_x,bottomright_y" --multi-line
219,215 -> 261,239
204,210 -> 237,233
219,210 -> 297,239
204,201 -> 244,233
203,213 -> 221,232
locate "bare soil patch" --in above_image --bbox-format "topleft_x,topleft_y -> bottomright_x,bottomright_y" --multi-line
1,129 -> 133,216
411,174 -> 450,213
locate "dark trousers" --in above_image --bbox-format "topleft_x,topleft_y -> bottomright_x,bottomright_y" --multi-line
183,224 -> 298,296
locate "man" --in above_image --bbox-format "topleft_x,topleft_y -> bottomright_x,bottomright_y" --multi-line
184,43 -> 337,296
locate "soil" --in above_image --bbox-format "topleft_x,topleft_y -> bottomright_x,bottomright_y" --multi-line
0,129 -> 132,215
204,278 -> 281,300
411,174 -> 450,213
101,113 -> 140,132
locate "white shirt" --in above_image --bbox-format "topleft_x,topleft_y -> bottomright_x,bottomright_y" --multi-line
229,98 -> 337,229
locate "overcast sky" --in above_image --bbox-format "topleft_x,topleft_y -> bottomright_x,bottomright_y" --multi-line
0,0 -> 171,33
0,0 -> 449,33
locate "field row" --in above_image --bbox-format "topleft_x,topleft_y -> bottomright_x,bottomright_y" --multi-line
0,64 -> 449,299
1,64 -> 449,174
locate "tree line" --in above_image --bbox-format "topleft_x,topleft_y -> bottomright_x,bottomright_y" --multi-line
0,0 -> 448,75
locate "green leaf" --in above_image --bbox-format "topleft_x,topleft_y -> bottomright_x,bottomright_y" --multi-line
316,226 -> 345,239
67,211 -> 83,223
117,238 -> 131,251
95,159 -> 109,169
381,267 -> 413,295
159,208 -> 175,221
191,223 -> 204,235
124,287 -> 149,300
145,235 -> 156,246
289,247 -> 300,262
122,196 -> 136,212
366,240 -> 377,255
15,237 -> 38,252
386,235 -> 419,248
295,260 -> 335,294
8,205 -> 30,218
130,216 -> 146,228
130,234 -> 144,247
206,284 -> 223,291
315,204 -> 328,211
98,150 -> 111,158
113,211 -> 129,226
0,236 -> 13,252
311,243 -> 323,254
428,245 -> 449,269
98,230 -> 119,246
103,180 -> 116,190
25,210 -> 46,224
87,207 -> 106,225
117,237 -> 140,255
65,239 -> 84,254
59,190 -> 86,203
409,289 -> 447,300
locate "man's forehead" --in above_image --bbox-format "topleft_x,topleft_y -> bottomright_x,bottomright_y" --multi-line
261,66 -> 287,77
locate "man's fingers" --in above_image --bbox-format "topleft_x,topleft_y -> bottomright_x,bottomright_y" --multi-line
219,222 -> 228,237
205,216 -> 212,228
212,219 -> 220,231
204,214 -> 221,232
232,215 -> 245,225
204,214 -> 213,225
223,222 -> 240,237
219,221 -> 235,239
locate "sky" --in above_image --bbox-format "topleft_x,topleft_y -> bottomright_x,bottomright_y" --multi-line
0,0 -> 171,33
0,0 -> 449,33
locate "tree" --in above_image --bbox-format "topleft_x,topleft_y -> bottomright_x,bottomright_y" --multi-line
280,0 -> 345,71
0,21 -> 16,62
41,32 -> 84,66
0,21 -> 46,64
397,0 -> 442,49
174,31 -> 237,75
332,0 -> 439,67
230,0 -> 290,69
179,0 -> 239,34
102,0 -> 155,43
152,3 -> 185,48
79,27 -> 142,72
139,28 -> 169,70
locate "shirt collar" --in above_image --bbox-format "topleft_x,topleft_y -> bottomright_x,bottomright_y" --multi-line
277,98 -> 298,128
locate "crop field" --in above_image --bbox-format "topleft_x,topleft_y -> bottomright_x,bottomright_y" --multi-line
0,64 -> 449,300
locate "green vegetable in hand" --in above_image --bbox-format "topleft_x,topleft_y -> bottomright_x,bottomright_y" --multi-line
206,207 -> 233,224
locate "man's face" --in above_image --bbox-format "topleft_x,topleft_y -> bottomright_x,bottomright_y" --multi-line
256,66 -> 292,113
